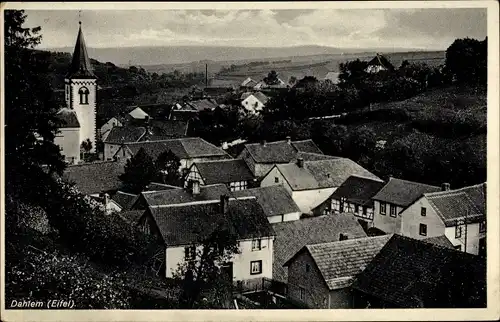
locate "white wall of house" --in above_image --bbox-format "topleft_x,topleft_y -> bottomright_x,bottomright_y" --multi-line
444,223 -> 485,255
267,211 -> 302,224
260,167 -> 292,192
55,127 -> 80,164
331,199 -> 375,223
242,95 -> 264,114
372,200 -> 404,234
104,143 -> 122,161
184,165 -> 205,187
292,188 -> 337,215
399,197 -> 446,239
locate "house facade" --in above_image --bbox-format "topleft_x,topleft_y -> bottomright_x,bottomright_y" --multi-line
54,108 -> 81,164
240,92 -> 269,114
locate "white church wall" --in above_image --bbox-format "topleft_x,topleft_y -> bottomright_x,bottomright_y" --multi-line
70,79 -> 97,153
55,127 -> 80,164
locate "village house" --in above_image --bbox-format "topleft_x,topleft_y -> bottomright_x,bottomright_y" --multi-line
240,77 -> 259,90
351,234 -> 486,308
103,126 -> 147,161
399,182 -> 486,256
364,53 -> 395,74
112,137 -> 231,173
283,235 -> 392,309
327,175 -> 386,230
261,158 -> 380,214
238,138 -> 325,178
184,159 -> 255,191
240,92 -> 269,114
232,185 -> 302,224
271,213 -> 367,286
99,115 -> 128,142
138,195 -> 275,289
169,98 -> 219,121
54,108 -> 81,164
371,177 -> 441,234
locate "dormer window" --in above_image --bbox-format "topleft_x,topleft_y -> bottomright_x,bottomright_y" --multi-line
78,86 -> 89,105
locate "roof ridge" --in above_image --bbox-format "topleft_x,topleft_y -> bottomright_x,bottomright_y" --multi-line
66,160 -> 120,167
347,174 -> 385,182
308,234 -> 392,249
425,190 -> 468,198
389,177 -> 439,188
116,191 -> 138,196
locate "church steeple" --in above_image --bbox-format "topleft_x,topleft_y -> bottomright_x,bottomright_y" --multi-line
66,21 -> 94,79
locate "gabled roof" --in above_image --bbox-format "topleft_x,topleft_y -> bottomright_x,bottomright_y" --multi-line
103,126 -> 146,144
138,184 -> 231,208
422,235 -> 455,249
148,197 -> 274,246
284,235 -> 392,290
119,210 -> 144,225
150,120 -> 189,138
111,191 -> 138,211
192,159 -> 254,185
330,175 -> 386,207
271,213 -> 367,282
128,107 -> 149,120
121,138 -> 230,160
241,77 -> 257,87
135,103 -> 173,120
367,54 -> 395,71
232,185 -> 301,217
243,139 -> 323,164
56,108 -> 80,128
276,159 -> 380,191
66,24 -> 95,79
295,152 -> 338,162
63,161 -> 125,195
352,235 -> 486,308
143,182 -> 182,192
185,99 -> 219,112
372,177 -> 440,207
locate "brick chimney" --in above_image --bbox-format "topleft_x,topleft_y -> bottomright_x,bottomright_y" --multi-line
192,180 -> 200,195
297,157 -> 304,168
220,194 -> 230,214
442,183 -> 451,191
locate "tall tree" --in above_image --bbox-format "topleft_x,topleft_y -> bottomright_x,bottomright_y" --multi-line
155,150 -> 182,186
80,138 -> 93,162
264,70 -> 280,85
119,148 -> 157,193
445,37 -> 487,85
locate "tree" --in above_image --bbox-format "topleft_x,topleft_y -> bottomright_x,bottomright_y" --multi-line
343,126 -> 377,164
289,76 -> 298,86
338,59 -> 369,86
445,37 -> 487,85
155,150 -> 182,186
80,138 -> 93,161
119,148 -> 157,193
264,70 -> 280,85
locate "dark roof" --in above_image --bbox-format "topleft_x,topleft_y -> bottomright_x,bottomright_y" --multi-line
424,190 -> 484,226
139,184 -> 231,208
150,120 -> 189,138
122,138 -> 230,160
352,235 -> 486,308
276,159 -> 380,191
367,54 -> 395,71
63,161 -> 125,195
193,159 -> 254,185
284,235 -> 392,290
56,108 -> 80,128
243,139 -> 323,164
232,186 -> 301,217
104,126 -> 145,143
422,235 -> 455,249
148,197 -> 274,246
66,24 -> 95,79
144,182 -> 182,192
295,152 -> 339,161
169,109 -> 199,121
111,191 -> 138,211
272,213 -> 367,282
330,175 -> 386,207
185,99 -> 219,112
372,177 -> 441,207
252,92 -> 269,105
119,210 -> 144,225
136,103 -> 173,120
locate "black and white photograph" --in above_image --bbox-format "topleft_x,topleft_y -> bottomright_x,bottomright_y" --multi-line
1,1 -> 499,320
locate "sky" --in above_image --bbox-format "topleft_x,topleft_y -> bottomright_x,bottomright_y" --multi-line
24,8 -> 487,50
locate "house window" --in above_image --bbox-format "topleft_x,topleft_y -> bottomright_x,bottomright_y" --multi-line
421,207 -> 426,217
185,246 -> 196,261
389,205 -> 397,218
299,287 -> 305,300
419,224 -> 427,236
380,202 -> 386,215
479,221 -> 486,233
251,239 -> 262,251
454,245 -> 462,251
362,206 -> 367,216
305,264 -> 310,273
332,199 -> 340,212
229,181 -> 247,192
339,233 -> 348,241
274,177 -> 279,183
78,86 -> 90,105
455,225 -> 463,238
250,260 -> 262,275
355,205 -> 359,213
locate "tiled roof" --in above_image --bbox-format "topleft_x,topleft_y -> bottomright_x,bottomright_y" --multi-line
330,175 -> 386,207
193,159 -> 254,185
244,139 -> 323,164
148,197 -> 274,246
66,25 -> 95,79
240,92 -> 253,100
111,191 -> 138,211
185,99 -> 219,112
56,108 -> 80,128
277,159 -> 380,191
136,103 -> 173,119
103,126 -> 145,143
252,92 -> 269,105
63,161 -> 125,195
367,54 -> 395,71
425,191 -> 484,226
295,152 -> 338,161
232,186 -> 301,218
422,235 -> 455,249
138,184 -> 231,208
352,235 -> 486,308
285,235 -> 392,290
372,177 -> 441,207
271,213 -> 367,283
123,138 -> 230,160
169,109 -> 198,121
150,120 -> 189,138
119,210 -> 144,225
143,182 -> 182,192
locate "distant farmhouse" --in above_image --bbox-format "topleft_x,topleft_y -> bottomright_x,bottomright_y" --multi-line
364,53 -> 395,74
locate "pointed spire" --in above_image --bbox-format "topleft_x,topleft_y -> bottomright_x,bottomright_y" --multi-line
66,20 -> 95,79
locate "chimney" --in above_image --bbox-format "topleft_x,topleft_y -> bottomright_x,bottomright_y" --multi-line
297,157 -> 304,168
192,180 -> 200,195
220,194 -> 230,214
103,193 -> 110,214
261,140 -> 267,147
286,136 -> 291,144
442,183 -> 451,191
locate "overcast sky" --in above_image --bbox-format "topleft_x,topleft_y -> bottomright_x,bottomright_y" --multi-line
24,8 -> 487,50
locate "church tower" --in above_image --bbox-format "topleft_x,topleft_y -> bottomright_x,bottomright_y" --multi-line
65,21 -> 97,153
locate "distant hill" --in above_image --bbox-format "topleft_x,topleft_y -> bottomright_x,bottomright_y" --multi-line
45,45 -> 425,66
